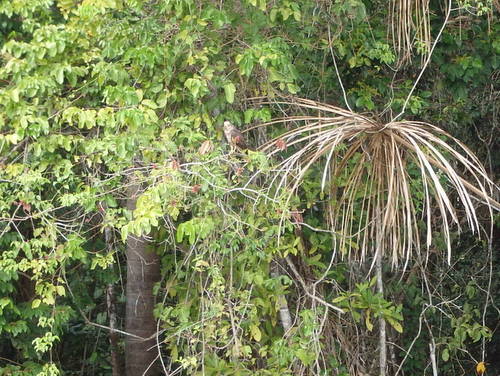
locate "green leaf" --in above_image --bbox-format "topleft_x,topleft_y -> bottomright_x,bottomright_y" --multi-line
224,82 -> 236,104
0,298 -> 11,310
105,195 -> 118,208
56,286 -> 65,296
295,348 -> 315,366
11,88 -> 20,103
442,348 -> 449,362
56,67 -> 64,84
176,224 -> 185,243
365,310 -> 373,331
184,78 -> 206,99
385,316 -> 403,333
332,296 -> 347,303
235,53 -> 255,76
250,324 -> 262,342
369,276 -> 377,287
141,99 -> 158,109
270,8 -> 278,22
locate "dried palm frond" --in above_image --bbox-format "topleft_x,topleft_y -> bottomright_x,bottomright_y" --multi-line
257,97 -> 499,267
389,0 -> 432,66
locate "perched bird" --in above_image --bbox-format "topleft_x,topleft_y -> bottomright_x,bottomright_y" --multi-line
223,121 -> 252,151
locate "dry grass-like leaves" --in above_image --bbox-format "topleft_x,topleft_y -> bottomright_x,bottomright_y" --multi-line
257,98 -> 499,267
389,0 -> 432,66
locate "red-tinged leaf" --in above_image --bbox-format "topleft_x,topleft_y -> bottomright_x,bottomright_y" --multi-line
275,138 -> 287,150
20,201 -> 31,213
169,159 -> 180,170
290,210 -> 303,223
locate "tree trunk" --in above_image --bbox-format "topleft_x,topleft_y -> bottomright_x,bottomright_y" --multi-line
125,182 -> 160,376
107,282 -> 122,376
104,224 -> 123,376
270,261 -> 293,333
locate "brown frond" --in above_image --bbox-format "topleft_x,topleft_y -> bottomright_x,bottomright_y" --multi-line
389,0 -> 432,66
257,98 -> 499,267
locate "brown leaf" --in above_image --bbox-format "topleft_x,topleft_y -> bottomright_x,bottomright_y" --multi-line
198,140 -> 213,155
169,159 -> 180,170
290,210 -> 303,224
20,200 -> 31,213
275,138 -> 287,151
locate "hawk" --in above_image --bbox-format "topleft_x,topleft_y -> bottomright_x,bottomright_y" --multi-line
223,121 -> 252,151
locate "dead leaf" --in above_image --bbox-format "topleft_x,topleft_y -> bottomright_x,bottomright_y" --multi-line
198,140 -> 213,155
169,159 -> 180,170
275,138 -> 287,151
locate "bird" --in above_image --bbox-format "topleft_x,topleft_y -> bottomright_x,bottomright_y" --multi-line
223,121 -> 253,151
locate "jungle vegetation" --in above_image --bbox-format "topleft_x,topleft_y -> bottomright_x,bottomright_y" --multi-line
0,0 -> 499,375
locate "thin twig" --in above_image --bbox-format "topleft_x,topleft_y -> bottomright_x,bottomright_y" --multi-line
284,256 -> 344,314
327,24 -> 353,112
376,251 -> 387,376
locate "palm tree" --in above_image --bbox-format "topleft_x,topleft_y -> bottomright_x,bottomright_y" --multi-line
256,97 -> 499,375
259,97 -> 498,266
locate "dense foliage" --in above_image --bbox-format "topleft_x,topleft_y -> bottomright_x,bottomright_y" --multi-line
0,0 -> 498,375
